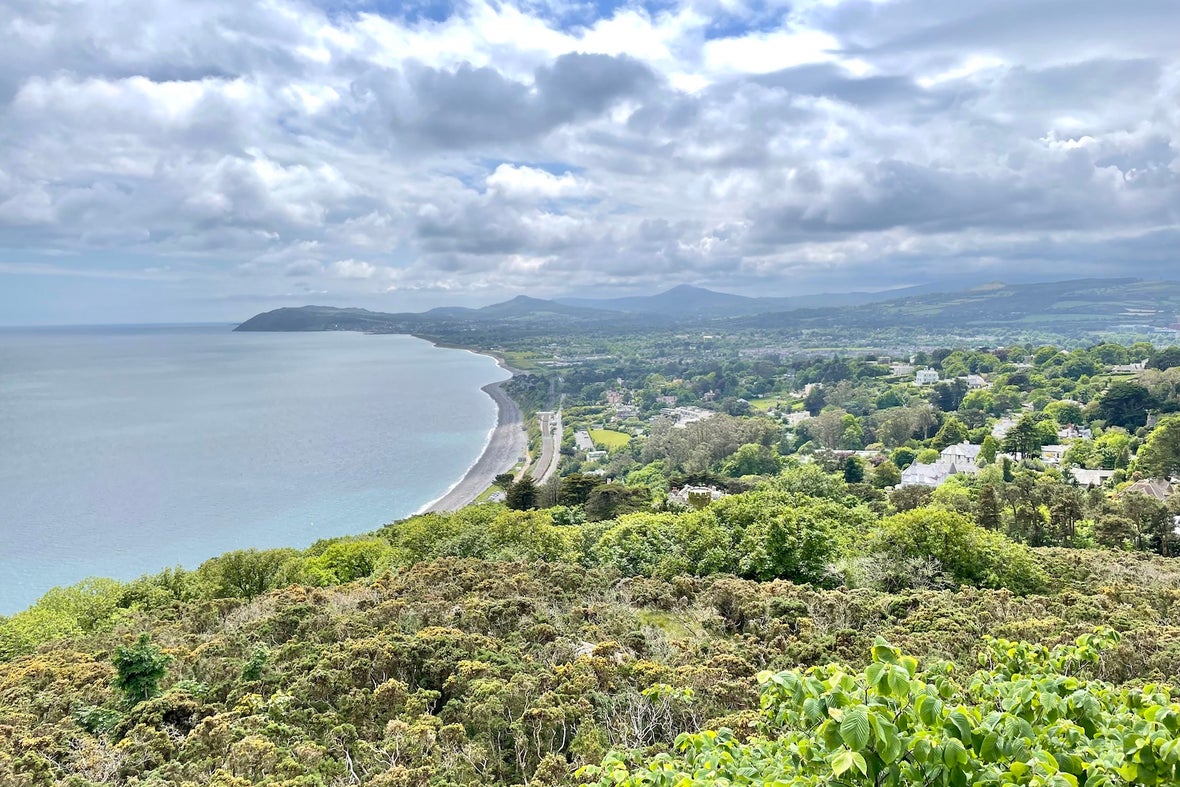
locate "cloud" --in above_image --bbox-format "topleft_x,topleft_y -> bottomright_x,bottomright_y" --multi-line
0,0 -> 1178,320
485,164 -> 587,200
329,259 -> 380,279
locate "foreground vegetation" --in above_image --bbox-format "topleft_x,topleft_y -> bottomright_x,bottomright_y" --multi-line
6,464 -> 1180,785
6,333 -> 1180,785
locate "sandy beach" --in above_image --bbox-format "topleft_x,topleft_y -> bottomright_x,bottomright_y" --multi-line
421,375 -> 526,513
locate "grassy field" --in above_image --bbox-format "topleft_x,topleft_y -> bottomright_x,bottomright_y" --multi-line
747,397 -> 789,412
589,428 -> 631,450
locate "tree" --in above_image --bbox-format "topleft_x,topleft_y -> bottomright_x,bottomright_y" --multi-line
1136,415 -> 1180,478
557,473 -> 600,507
1043,399 -> 1084,426
1095,380 -> 1156,430
877,411 -> 916,448
1150,345 -> 1180,370
872,460 -> 901,489
198,548 -> 298,600
803,385 -> 826,415
722,443 -> 782,477
873,508 -> 1045,593
888,485 -> 932,512
891,447 -> 917,470
493,473 -> 515,490
915,448 -> 940,464
302,539 -> 394,584
842,456 -> 865,484
112,634 -> 172,705
1001,415 -> 1043,459
584,485 -> 649,521
506,476 -> 538,510
806,408 -> 847,450
932,416 -> 968,450
976,484 -> 1001,530
979,434 -> 998,464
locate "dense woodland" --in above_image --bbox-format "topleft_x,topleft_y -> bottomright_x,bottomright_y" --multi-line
5,337 -> 1180,786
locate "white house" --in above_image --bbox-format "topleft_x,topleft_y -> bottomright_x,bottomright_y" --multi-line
941,442 -> 983,466
991,416 -> 1019,439
963,374 -> 988,390
900,461 -> 956,487
1058,425 -> 1092,440
916,368 -> 940,385
1040,444 -> 1069,465
1070,468 -> 1115,487
783,411 -> 812,427
587,450 -> 608,462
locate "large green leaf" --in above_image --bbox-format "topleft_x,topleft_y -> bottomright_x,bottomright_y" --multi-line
840,707 -> 871,752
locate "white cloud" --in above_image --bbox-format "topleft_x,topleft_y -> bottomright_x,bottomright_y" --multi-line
485,164 -> 586,200
329,259 -> 379,279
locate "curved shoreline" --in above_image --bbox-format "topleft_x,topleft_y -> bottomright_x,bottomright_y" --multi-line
417,348 -> 527,514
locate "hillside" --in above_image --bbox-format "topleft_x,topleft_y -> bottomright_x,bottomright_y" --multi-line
740,278 -> 1180,335
556,282 -> 954,318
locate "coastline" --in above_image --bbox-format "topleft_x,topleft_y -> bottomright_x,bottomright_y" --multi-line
416,342 -> 527,513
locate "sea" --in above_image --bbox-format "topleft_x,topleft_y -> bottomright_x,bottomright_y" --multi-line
0,325 -> 507,615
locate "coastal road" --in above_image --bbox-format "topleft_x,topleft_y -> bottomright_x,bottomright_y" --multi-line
533,409 -> 562,484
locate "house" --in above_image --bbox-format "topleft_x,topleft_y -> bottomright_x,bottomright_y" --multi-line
586,450 -> 608,462
668,485 -> 726,508
900,461 -> 955,487
1070,468 -> 1115,487
1040,444 -> 1069,465
662,406 -> 715,428
655,395 -> 677,406
889,363 -> 916,376
1058,424 -> 1092,440
605,390 -> 625,405
783,411 -> 812,427
1109,360 -> 1148,374
941,442 -> 982,466
915,368 -> 940,385
1121,478 -> 1177,501
991,417 -> 1019,439
963,374 -> 988,390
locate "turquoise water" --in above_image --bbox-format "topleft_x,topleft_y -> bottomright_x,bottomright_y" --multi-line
0,326 -> 506,614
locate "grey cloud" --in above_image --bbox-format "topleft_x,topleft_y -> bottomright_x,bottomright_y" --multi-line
373,53 -> 658,150
751,64 -> 930,108
824,0 -> 1180,60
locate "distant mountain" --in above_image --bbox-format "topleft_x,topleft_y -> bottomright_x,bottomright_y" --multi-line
555,282 -> 960,318
737,277 -> 1180,335
473,295 -> 620,321
235,295 -> 623,333
236,278 -> 1180,341
557,285 -> 754,317
234,305 -> 417,332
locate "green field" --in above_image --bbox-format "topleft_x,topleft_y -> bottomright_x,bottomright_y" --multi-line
747,397 -> 789,411
589,428 -> 631,450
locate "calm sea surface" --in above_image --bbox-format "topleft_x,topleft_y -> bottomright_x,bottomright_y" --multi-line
0,326 -> 506,614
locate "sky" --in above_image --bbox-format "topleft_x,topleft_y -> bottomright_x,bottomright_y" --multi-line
1,0 -> 1178,324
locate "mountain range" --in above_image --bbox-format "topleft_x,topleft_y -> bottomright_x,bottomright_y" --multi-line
235,278 -> 1180,339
